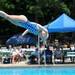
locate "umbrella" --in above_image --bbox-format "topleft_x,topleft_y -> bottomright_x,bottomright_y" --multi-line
6,34 -> 37,46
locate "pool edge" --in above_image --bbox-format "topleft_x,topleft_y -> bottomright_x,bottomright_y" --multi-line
0,64 -> 75,68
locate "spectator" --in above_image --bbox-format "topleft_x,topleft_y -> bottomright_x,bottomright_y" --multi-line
63,44 -> 70,50
8,45 -> 14,52
54,47 -> 63,63
28,48 -> 39,64
41,46 -> 53,64
12,47 -> 21,63
70,44 -> 75,50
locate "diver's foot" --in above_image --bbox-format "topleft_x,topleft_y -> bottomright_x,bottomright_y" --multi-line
0,11 -> 8,18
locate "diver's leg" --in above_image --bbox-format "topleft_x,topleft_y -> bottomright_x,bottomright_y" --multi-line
0,11 -> 9,19
0,11 -> 28,22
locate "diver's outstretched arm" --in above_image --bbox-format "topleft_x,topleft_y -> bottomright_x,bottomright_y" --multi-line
0,11 -> 49,41
22,29 -> 29,36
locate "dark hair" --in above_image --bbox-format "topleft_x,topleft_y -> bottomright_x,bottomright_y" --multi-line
36,48 -> 38,51
46,46 -> 49,50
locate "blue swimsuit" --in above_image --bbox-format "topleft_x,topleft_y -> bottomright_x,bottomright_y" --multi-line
18,21 -> 39,35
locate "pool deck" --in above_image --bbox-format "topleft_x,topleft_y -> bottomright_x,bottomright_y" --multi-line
0,63 -> 75,68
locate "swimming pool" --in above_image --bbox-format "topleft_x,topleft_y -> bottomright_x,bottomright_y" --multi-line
0,67 -> 75,75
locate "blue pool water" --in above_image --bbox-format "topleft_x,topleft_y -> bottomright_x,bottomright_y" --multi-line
0,67 -> 75,75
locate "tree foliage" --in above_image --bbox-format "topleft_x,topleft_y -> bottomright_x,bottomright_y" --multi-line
0,0 -> 71,23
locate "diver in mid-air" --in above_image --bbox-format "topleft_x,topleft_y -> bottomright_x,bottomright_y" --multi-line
0,11 -> 49,42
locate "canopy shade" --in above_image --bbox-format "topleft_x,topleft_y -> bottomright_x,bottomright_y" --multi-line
6,34 -> 37,46
46,13 -> 75,33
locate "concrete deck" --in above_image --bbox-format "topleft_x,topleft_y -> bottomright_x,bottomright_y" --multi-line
0,63 -> 75,68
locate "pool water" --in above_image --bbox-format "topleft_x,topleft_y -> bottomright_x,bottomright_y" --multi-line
0,67 -> 75,75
